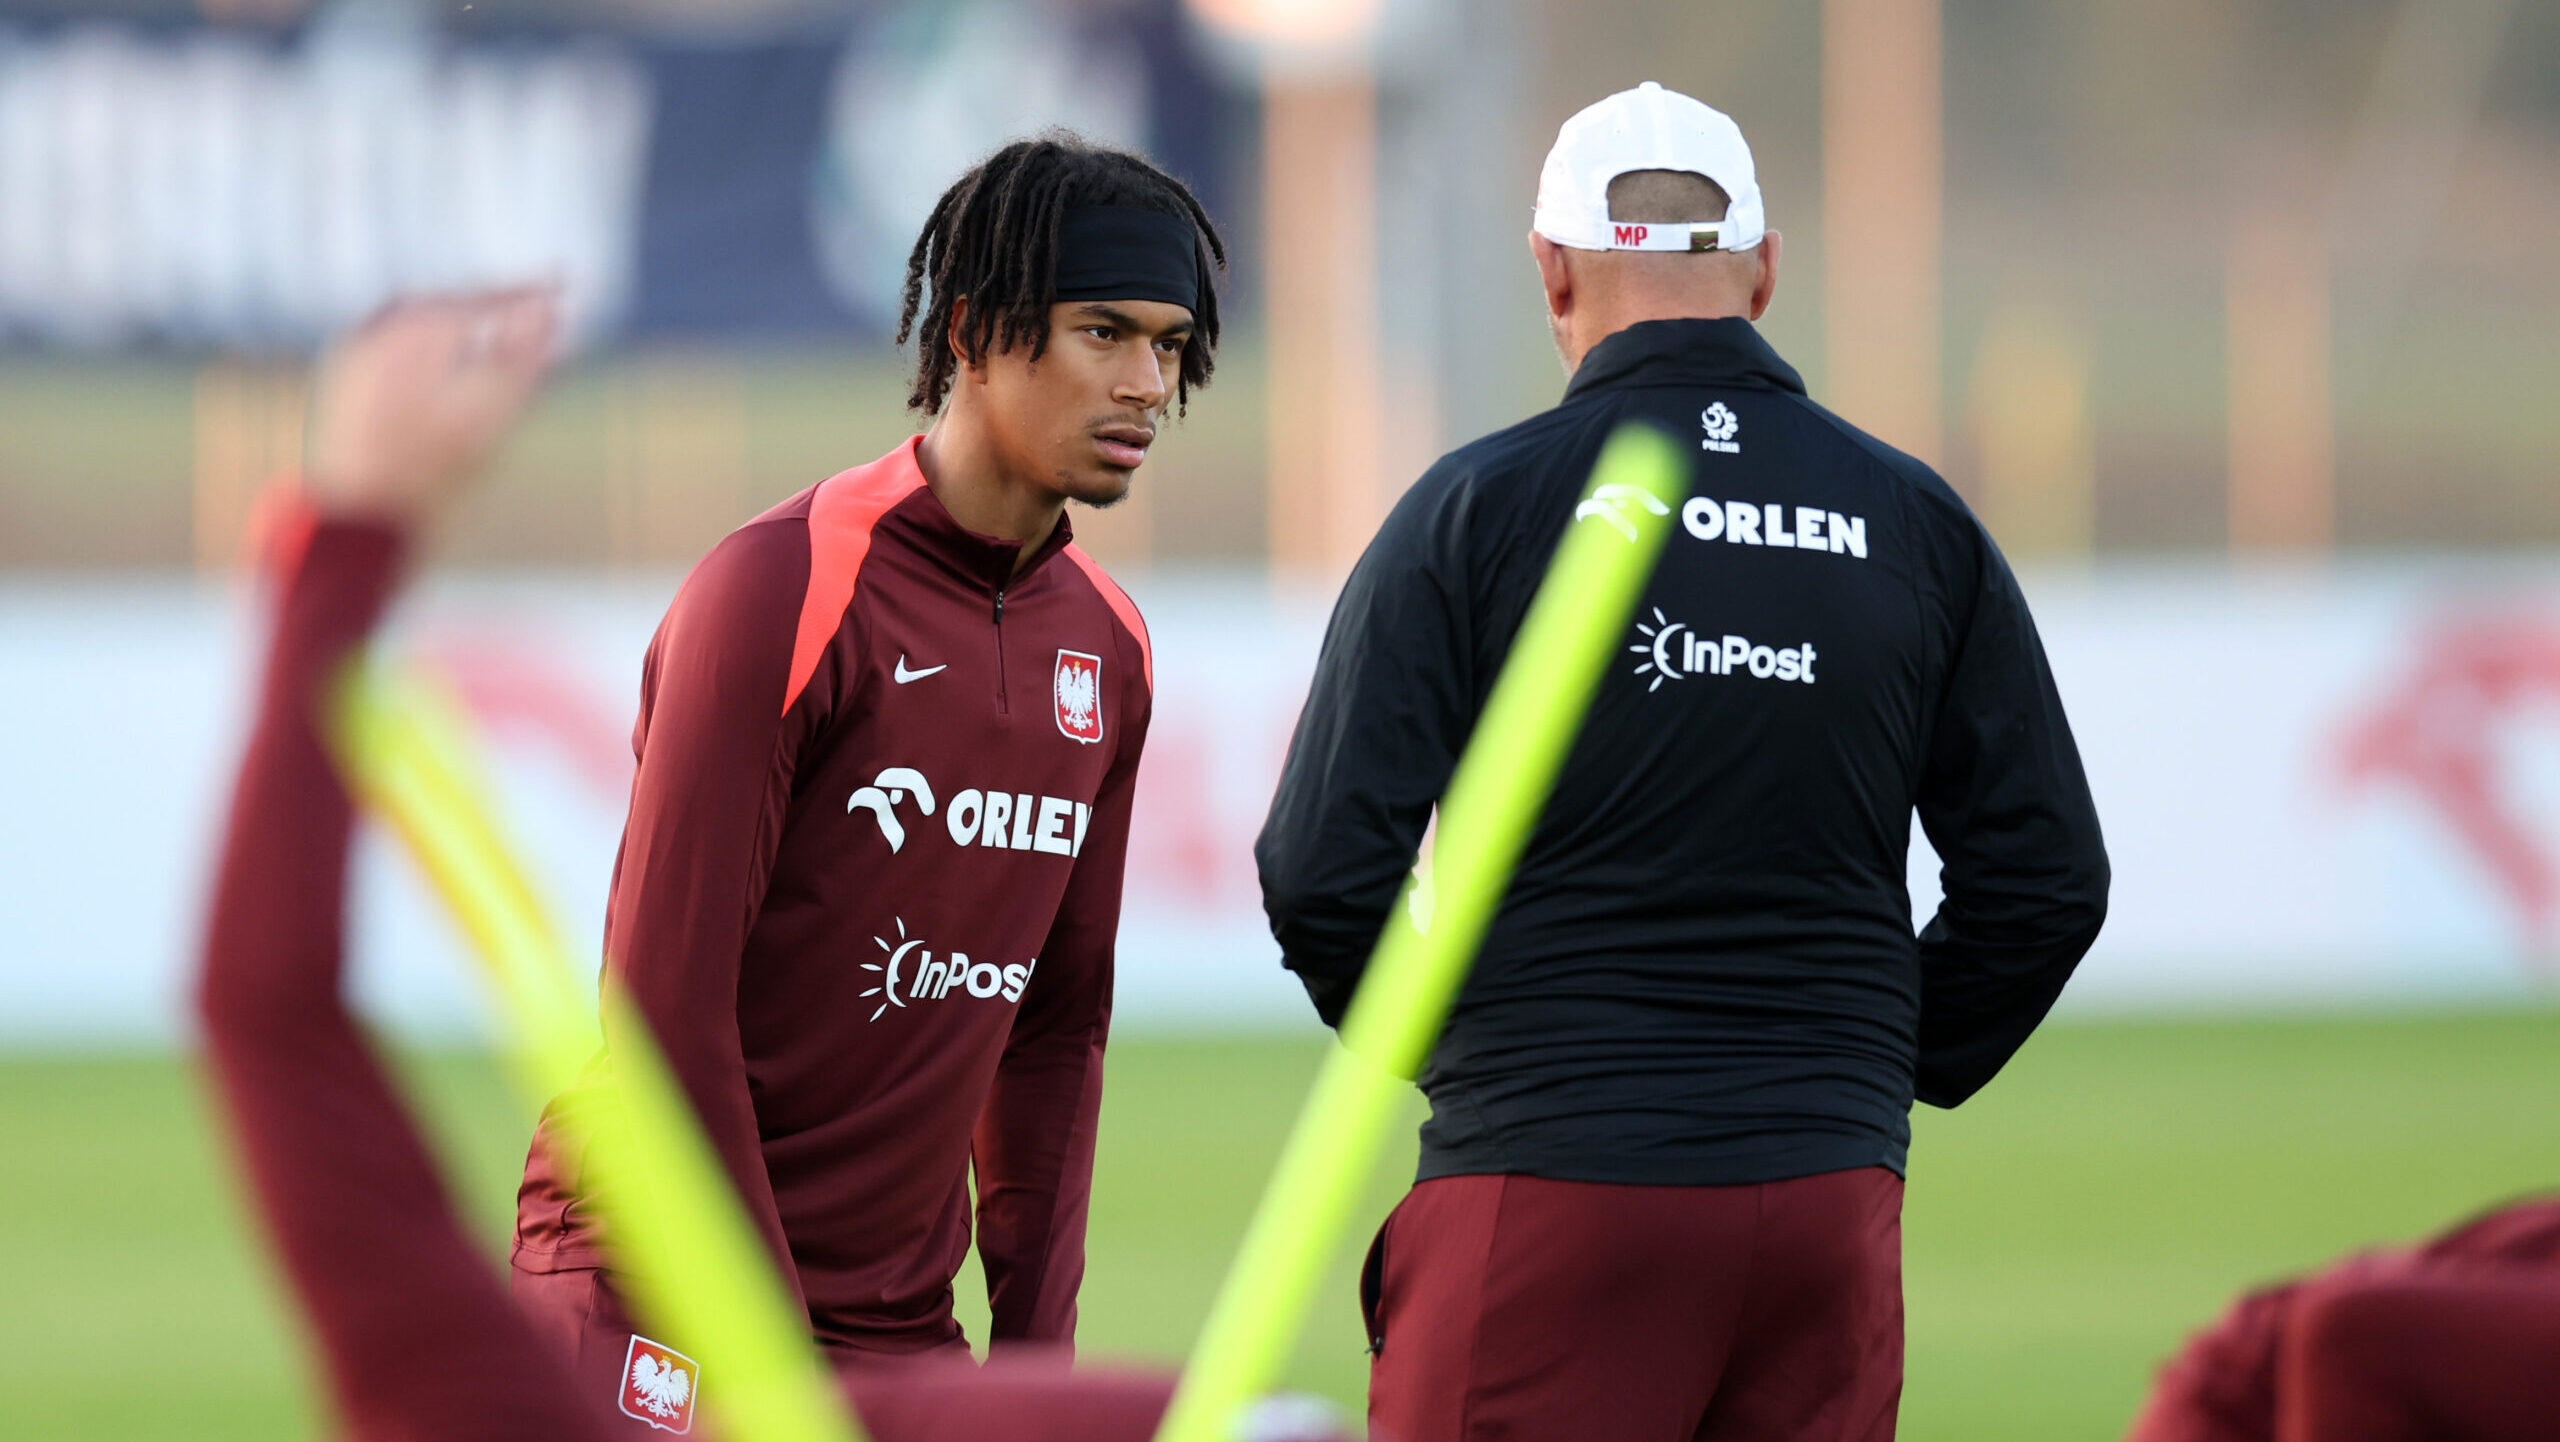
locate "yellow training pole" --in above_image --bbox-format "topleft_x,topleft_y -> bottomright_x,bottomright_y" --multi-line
331,667 -> 864,1442
1152,424 -> 1686,1442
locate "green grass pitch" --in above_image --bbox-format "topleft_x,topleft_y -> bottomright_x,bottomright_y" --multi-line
6,1008 -> 2558,1440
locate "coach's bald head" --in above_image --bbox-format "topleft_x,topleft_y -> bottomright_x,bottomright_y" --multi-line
1530,169 -> 1783,376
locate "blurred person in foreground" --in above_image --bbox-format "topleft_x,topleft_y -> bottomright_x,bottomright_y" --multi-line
1257,82 -> 2109,1441
193,290 -> 1270,1440
2124,1193 -> 2560,1442
505,136 -> 1219,1423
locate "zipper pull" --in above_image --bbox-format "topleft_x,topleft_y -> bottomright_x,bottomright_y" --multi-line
993,588 -> 1006,624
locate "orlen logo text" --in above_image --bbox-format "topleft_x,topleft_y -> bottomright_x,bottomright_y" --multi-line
1681,497 -> 1868,559
862,916 -> 1036,1023
947,788 -> 1091,855
849,766 -> 1092,857
1630,608 -> 1818,692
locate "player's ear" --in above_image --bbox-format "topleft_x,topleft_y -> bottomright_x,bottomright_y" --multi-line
1530,232 -> 1574,321
1748,229 -> 1782,322
945,295 -> 985,381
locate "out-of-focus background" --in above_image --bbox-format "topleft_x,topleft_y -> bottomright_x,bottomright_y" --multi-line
3,0 -> 2557,1437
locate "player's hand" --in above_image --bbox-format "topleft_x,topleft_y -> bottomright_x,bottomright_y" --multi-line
304,288 -> 560,526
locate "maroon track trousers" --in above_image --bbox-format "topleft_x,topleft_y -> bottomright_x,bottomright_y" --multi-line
1364,1168 -> 1905,1442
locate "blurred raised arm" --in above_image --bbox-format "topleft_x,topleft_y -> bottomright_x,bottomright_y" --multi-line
190,292 -> 602,1441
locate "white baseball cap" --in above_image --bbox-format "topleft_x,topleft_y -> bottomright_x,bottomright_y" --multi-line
1532,81 -> 1766,254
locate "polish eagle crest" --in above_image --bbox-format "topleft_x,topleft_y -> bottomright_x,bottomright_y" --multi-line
1054,649 -> 1104,744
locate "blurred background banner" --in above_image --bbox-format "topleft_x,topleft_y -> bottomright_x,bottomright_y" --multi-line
8,560 -> 2560,1046
0,0 -> 1220,347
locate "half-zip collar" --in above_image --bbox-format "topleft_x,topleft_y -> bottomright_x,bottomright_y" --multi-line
1561,316 -> 1808,404
887,438 -> 1080,600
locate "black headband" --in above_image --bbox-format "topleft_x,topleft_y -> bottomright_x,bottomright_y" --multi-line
1052,205 -> 1203,313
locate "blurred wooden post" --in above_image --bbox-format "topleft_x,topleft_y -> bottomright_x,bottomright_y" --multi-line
192,358 -> 306,572
606,350 -> 750,567
1822,0 -> 1943,465
2225,210 -> 2334,552
1263,73 -> 1384,575
1966,295 -> 2095,559
1182,0 -> 1389,576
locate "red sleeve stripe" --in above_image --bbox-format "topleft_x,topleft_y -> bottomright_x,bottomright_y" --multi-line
250,477 -> 321,583
1062,544 -> 1152,692
782,436 -> 926,718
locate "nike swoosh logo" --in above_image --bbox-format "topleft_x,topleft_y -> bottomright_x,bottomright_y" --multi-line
893,655 -> 947,684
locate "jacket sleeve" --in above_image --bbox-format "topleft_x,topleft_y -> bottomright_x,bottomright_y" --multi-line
1256,474 -> 1478,1026
1911,522 -> 2110,1108
973,651 -> 1151,1346
592,519 -> 814,1309
196,510 -> 615,1442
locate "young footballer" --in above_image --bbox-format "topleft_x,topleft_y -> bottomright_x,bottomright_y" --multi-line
1258,83 -> 2109,1441
195,290 -> 1212,1441
507,135 -> 1221,1415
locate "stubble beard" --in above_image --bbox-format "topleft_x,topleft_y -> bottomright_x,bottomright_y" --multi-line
1058,466 -> 1135,510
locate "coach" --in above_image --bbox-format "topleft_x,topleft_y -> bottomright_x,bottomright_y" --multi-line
1256,82 -> 2109,1442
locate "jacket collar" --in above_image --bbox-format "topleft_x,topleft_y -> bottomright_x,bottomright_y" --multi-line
1560,317 -> 1808,404
888,435 -> 1078,593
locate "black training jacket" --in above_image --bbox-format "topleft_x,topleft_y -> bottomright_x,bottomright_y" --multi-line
1256,317 -> 2110,1187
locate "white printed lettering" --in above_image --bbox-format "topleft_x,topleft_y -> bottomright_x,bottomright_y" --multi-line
946,790 -> 983,845
1631,618 -> 1821,690
1682,496 -> 1725,541
1033,795 -> 1075,855
1072,802 -> 1091,857
1829,513 -> 1866,558
1674,495 -> 1867,562
979,791 -> 1012,846
861,917 -> 1039,1022
1726,500 -> 1762,545
1765,503 -> 1795,547
1011,793 -> 1037,849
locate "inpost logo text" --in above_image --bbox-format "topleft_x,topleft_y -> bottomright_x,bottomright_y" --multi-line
861,916 -> 1036,1023
1631,608 -> 1819,693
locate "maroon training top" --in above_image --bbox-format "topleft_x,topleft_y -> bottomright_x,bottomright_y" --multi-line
513,437 -> 1154,1355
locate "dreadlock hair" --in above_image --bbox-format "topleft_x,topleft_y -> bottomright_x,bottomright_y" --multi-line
897,131 -> 1226,416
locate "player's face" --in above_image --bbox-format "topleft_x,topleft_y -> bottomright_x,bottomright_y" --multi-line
979,300 -> 1193,507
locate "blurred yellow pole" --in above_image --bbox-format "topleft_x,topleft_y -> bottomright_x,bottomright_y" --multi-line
1822,0 -> 1943,466
2224,210 -> 2333,552
1965,295 -> 2095,560
1263,73 -> 1384,576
